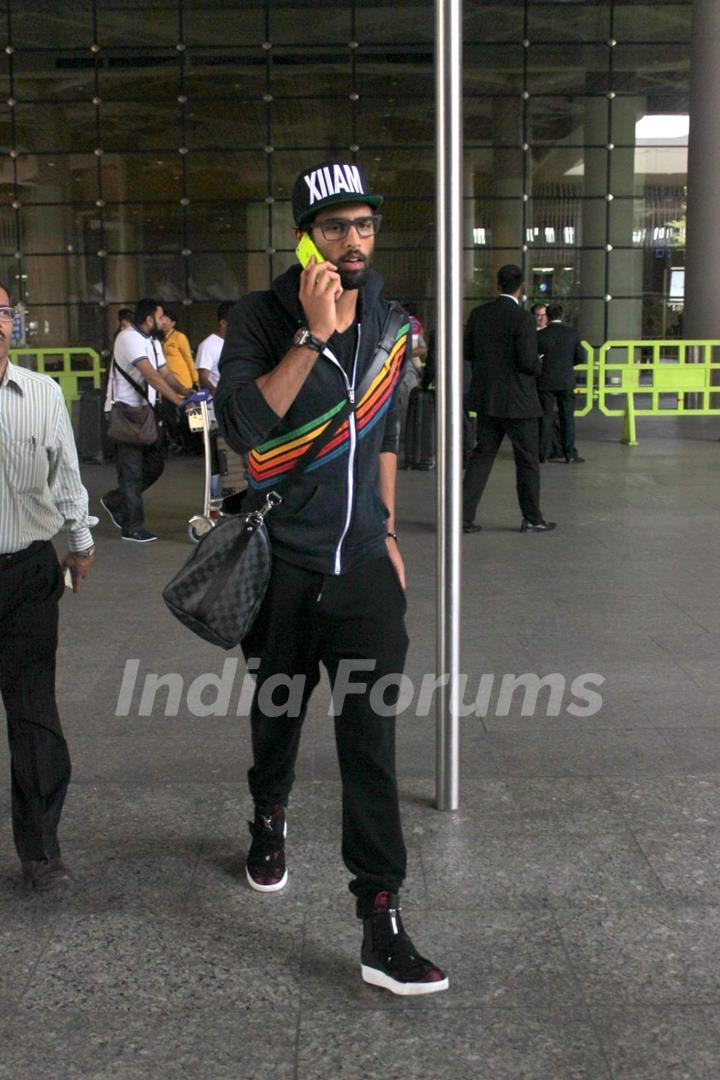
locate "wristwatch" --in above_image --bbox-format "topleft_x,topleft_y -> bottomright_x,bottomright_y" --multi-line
293,327 -> 327,353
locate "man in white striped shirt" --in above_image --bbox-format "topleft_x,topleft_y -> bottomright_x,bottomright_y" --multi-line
0,283 -> 96,891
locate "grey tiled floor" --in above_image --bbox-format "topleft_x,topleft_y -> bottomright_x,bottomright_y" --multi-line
1,412 -> 720,1078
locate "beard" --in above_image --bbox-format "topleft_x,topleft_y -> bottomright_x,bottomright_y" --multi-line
337,250 -> 373,291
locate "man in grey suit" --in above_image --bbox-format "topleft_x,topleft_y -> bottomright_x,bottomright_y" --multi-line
462,264 -> 556,534
537,303 -> 585,463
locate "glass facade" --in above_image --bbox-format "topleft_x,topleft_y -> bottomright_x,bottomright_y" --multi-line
0,0 -> 691,353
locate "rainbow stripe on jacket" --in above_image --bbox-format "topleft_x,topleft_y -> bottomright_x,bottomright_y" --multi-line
247,320 -> 409,490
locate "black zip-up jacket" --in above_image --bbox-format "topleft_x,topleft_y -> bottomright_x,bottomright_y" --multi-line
214,264 -> 409,575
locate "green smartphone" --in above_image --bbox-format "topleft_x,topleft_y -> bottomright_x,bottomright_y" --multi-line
295,232 -> 324,268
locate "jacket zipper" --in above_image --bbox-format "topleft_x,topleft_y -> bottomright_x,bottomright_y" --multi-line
321,325 -> 361,575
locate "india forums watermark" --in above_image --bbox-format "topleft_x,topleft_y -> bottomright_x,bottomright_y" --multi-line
115,659 -> 605,719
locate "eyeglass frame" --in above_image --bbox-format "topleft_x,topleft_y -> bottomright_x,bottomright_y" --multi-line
307,213 -> 383,241
0,306 -> 16,322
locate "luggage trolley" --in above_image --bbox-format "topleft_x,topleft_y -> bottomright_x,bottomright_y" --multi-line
184,392 -> 249,543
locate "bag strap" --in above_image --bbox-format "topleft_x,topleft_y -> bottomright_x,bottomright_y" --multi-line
112,357 -> 151,403
112,335 -> 164,403
281,302 -> 407,483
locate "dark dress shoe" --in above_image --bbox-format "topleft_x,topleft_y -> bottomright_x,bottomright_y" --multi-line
565,454 -> 585,463
462,522 -> 482,534
22,857 -> 72,892
520,519 -> 557,533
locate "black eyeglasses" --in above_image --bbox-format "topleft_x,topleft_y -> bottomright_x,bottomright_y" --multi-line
309,214 -> 382,241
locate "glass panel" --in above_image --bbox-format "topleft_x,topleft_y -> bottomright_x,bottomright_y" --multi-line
185,151 -> 266,199
13,53 -> 98,102
468,250 -> 528,298
186,100 -> 266,150
612,45 -> 689,96
528,147 -> 604,192
609,250 -> 651,296
13,103 -> 98,154
528,97 -> 607,145
527,4 -> 610,41
527,46 -> 610,95
527,252 -> 584,300
95,5 -> 179,48
100,153 -> 183,201
107,250 -> 185,302
355,48 -> 430,100
11,10 -> 95,48
182,50 -> 266,99
614,5 -> 692,43
270,5 -> 353,44
357,95 -> 432,145
189,252 -> 245,300
356,3 -> 433,43
187,202 -> 265,251
464,46 -> 523,95
573,299 -> 606,343
100,102 -> 182,152
19,154 -> 101,203
183,7 -> 265,47
23,303 -> 104,349
98,51 -> 181,100
0,209 -> 17,252
526,199 -> 582,247
464,3 -> 525,42
21,204 -> 99,255
272,98 -> 351,149
609,196 -> 686,248
267,53 -> 352,98
103,202 -> 184,253
608,296 -> 664,339
24,254 -> 102,303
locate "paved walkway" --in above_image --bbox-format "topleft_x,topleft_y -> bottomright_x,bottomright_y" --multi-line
1,413 -> 719,1079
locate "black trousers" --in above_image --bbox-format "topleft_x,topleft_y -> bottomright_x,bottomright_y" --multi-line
0,542 -> 70,862
103,436 -> 165,532
242,554 -> 409,914
539,389 -> 576,459
462,413 -> 542,525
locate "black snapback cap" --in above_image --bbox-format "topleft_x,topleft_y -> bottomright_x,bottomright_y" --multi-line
292,160 -> 383,228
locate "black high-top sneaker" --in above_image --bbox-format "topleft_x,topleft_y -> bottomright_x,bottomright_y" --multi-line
361,891 -> 449,995
246,804 -> 287,892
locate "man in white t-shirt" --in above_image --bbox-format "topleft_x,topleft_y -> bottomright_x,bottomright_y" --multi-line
101,298 -> 190,543
196,301 -> 235,394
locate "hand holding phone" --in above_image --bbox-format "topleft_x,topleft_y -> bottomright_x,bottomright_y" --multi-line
295,232 -> 325,268
296,233 -> 342,341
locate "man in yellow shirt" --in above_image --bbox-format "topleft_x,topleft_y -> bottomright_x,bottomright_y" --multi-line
158,305 -> 198,388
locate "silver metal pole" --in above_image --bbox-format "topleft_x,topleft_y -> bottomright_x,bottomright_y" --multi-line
435,0 -> 463,811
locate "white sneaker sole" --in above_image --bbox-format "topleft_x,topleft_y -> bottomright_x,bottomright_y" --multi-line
121,534 -> 157,543
361,964 -> 449,995
100,498 -> 123,530
246,867 -> 288,893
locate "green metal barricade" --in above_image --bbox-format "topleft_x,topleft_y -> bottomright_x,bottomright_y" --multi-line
8,347 -> 104,411
574,340 -> 594,417
596,340 -> 720,444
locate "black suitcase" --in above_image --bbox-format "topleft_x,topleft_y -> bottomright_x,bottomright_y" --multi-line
404,386 -> 436,470
77,387 -> 114,463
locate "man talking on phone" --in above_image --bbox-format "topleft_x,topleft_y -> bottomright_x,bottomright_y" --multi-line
215,161 -> 448,995
0,281 -> 96,891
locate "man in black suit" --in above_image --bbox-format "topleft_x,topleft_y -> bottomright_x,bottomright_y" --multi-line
462,265 -> 556,534
537,303 -> 585,464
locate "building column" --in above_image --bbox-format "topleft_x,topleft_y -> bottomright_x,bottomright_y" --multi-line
684,0 -> 720,337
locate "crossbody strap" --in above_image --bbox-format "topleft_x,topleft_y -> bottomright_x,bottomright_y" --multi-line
280,303 -> 407,483
112,357 -> 151,402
